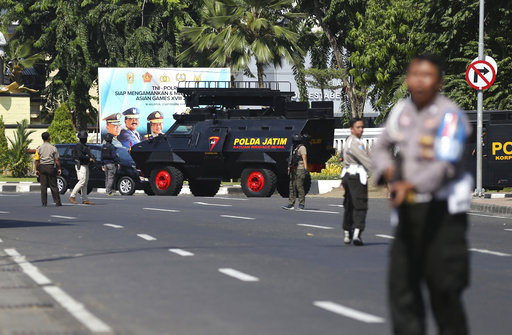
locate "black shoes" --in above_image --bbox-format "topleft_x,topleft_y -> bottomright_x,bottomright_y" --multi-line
42,203 -> 47,207
282,204 -> 294,210
55,202 -> 62,207
298,205 -> 305,210
353,236 -> 363,246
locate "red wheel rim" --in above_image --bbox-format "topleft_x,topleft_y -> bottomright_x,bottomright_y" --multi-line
155,170 -> 171,190
247,171 -> 265,192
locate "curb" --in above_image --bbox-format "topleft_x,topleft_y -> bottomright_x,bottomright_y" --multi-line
484,193 -> 512,199
470,201 -> 512,217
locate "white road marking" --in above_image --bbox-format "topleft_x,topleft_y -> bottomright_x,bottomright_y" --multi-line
314,301 -> 385,323
218,268 -> 260,282
4,248 -> 111,333
505,229 -> 512,232
329,204 -> 344,208
195,201 -> 232,207
297,209 -> 340,214
469,213 -> 512,220
469,248 -> 511,257
43,286 -> 112,333
137,234 -> 157,241
221,215 -> 255,220
0,238 -> 3,243
4,248 -> 52,285
0,194 -> 20,197
210,196 -> 248,201
143,207 -> 180,213
297,224 -> 334,230
89,197 -> 125,201
50,215 -> 77,220
376,234 -> 395,239
169,248 -> 194,256
103,223 -> 124,229
0,211 -> 9,214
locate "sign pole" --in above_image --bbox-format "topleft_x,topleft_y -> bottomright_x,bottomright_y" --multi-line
476,0 -> 484,196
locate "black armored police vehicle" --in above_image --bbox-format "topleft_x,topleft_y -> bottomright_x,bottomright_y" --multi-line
130,81 -> 335,197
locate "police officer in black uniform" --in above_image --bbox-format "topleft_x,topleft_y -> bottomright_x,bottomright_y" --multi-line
282,134 -> 308,210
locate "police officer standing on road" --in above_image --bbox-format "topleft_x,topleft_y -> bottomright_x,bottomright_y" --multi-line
372,54 -> 472,335
69,130 -> 95,205
341,118 -> 372,246
101,133 -> 120,196
34,132 -> 62,207
282,134 -> 307,210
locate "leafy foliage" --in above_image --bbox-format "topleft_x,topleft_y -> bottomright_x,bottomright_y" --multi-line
302,68 -> 344,101
1,39 -> 44,85
47,102 -> 77,144
0,115 -> 8,173
6,119 -> 34,177
179,0 -> 305,87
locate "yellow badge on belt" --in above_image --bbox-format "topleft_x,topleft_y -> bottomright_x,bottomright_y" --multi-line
419,135 -> 434,147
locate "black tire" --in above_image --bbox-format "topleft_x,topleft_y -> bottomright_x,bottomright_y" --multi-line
189,179 -> 221,197
276,171 -> 311,198
56,176 -> 67,194
144,185 -> 155,196
149,166 -> 184,196
117,176 -> 136,196
241,167 -> 277,197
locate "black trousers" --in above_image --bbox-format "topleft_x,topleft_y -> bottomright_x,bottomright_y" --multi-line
389,200 -> 469,335
342,175 -> 368,231
39,164 -> 61,205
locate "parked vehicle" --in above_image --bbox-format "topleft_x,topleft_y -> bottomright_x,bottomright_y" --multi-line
130,81 -> 335,197
55,144 -> 150,195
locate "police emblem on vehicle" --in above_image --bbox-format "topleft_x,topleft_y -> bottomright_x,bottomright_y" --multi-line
209,136 -> 220,151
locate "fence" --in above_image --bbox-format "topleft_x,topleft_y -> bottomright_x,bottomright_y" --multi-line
333,128 -> 384,153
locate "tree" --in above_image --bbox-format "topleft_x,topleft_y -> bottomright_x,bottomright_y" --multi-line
299,0 -> 368,118
6,119 -> 34,177
303,68 -> 344,101
0,115 -> 8,173
179,0 -> 305,87
348,0 -> 422,117
0,0 -> 198,129
47,102 -> 77,144
1,39 -> 43,85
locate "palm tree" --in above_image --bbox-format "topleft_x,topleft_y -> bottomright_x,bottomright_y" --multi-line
1,40 -> 43,85
179,0 -> 305,87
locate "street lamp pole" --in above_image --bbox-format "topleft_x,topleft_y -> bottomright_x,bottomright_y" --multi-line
475,0 -> 484,196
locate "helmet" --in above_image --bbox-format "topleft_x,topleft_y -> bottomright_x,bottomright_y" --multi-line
77,130 -> 88,139
292,134 -> 302,143
104,133 -> 113,143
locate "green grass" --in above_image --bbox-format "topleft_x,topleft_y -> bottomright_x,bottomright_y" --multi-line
0,176 -> 37,182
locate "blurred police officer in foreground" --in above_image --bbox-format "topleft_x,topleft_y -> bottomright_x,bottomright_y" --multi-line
372,54 -> 472,335
34,132 -> 62,207
341,118 -> 372,246
143,111 -> 164,140
118,108 -> 141,148
282,134 -> 307,210
103,113 -> 123,147
101,133 -> 120,196
69,130 -> 95,205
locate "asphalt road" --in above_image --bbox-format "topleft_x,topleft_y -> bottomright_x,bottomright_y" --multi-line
0,192 -> 511,335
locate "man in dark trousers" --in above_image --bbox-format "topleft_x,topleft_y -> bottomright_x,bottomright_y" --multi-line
341,118 -> 372,246
282,134 -> 307,210
34,132 -> 62,207
69,130 -> 95,205
372,54 -> 472,335
101,133 -> 120,196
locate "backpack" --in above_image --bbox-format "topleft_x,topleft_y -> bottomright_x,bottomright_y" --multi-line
101,143 -> 113,161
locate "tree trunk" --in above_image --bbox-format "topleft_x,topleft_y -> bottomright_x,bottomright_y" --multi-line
321,88 -> 325,101
256,63 -> 264,88
312,0 -> 367,119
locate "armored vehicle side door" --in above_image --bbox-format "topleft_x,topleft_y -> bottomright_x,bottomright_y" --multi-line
167,124 -> 194,150
200,127 -> 228,177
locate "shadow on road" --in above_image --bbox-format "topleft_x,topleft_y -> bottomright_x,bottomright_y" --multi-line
0,219 -> 75,229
